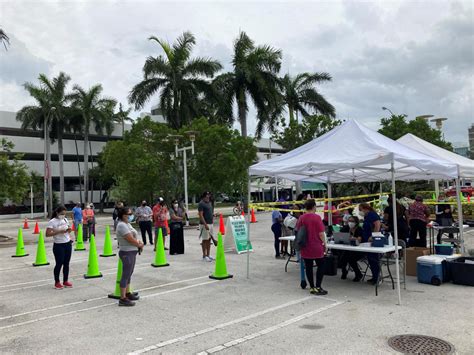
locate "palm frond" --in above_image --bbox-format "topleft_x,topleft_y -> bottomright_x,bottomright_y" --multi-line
183,57 -> 222,78
143,56 -> 171,78
128,78 -> 168,110
149,35 -> 174,62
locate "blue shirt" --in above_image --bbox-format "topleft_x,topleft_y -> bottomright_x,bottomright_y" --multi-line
362,211 -> 380,242
277,198 -> 289,219
72,207 -> 82,222
272,210 -> 282,224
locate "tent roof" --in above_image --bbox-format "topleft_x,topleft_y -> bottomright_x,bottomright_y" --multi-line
397,133 -> 474,178
249,119 -> 459,183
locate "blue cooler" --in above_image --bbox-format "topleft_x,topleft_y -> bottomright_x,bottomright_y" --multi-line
417,255 -> 445,286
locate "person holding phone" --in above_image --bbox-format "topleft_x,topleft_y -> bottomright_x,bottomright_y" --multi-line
198,191 -> 215,262
116,207 -> 143,307
46,205 -> 74,290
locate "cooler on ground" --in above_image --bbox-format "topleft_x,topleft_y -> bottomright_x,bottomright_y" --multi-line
417,255 -> 446,286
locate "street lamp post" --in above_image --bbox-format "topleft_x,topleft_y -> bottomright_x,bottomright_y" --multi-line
44,107 -> 55,218
382,106 -> 395,116
30,183 -> 34,219
169,131 -> 197,226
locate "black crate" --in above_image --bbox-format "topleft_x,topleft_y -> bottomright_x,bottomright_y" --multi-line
448,257 -> 474,286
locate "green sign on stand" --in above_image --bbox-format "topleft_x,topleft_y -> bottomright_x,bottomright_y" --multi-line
224,216 -> 253,254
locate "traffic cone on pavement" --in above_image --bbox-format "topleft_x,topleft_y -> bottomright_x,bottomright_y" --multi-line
251,209 -> 257,223
151,228 -> 169,267
33,231 -> 50,266
33,221 -> 40,234
23,218 -> 29,229
12,229 -> 29,258
219,214 -> 226,235
108,258 -> 137,299
75,224 -> 86,251
100,226 -> 116,257
210,232 -> 233,280
84,234 -> 102,278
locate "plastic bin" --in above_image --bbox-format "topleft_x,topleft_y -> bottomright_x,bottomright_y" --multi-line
435,244 -> 454,255
448,257 -> 474,286
417,255 -> 445,286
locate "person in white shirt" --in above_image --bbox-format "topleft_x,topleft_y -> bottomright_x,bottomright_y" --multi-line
46,206 -> 74,290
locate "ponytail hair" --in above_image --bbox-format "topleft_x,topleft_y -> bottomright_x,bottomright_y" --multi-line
52,205 -> 67,219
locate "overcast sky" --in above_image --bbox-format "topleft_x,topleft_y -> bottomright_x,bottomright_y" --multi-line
1,0 -> 473,145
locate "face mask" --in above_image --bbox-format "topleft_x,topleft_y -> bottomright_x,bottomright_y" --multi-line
173,204 -> 179,209
58,214 -> 66,219
348,222 -> 356,229
128,215 -> 134,222
142,203 -> 146,206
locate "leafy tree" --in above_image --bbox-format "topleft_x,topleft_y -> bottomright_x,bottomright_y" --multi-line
272,115 -> 342,151
0,139 -> 30,204
278,73 -> 335,124
129,31 -> 222,129
379,115 -> 452,150
215,31 -> 282,138
69,84 -> 116,203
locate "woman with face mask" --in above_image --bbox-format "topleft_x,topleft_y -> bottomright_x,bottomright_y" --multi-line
169,200 -> 186,255
46,205 -> 74,289
339,216 -> 364,282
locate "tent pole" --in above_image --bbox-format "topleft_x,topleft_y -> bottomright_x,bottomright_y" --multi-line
247,170 -> 252,279
391,160 -> 402,305
328,180 -> 333,226
455,172 -> 465,254
434,179 -> 440,199
275,176 -> 279,200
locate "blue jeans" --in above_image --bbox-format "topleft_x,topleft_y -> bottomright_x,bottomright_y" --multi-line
367,253 -> 380,281
271,223 -> 282,257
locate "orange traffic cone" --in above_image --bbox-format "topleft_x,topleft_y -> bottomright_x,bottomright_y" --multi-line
251,209 -> 257,223
241,210 -> 245,217
33,221 -> 40,234
219,214 -> 226,235
71,222 -> 75,232
23,218 -> 29,229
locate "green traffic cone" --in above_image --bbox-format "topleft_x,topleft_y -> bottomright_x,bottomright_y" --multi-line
210,232 -> 233,280
84,234 -> 103,279
12,228 -> 29,258
151,228 -> 169,267
75,224 -> 86,251
108,258 -> 137,299
32,231 -> 50,266
100,225 -> 116,257
432,193 -> 436,201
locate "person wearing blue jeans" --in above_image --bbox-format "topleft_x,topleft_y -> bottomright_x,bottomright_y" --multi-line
271,209 -> 283,258
359,203 -> 382,285
71,202 -> 82,238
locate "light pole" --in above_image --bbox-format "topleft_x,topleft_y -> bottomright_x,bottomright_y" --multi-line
169,131 -> 197,226
44,107 -> 55,218
382,106 -> 395,116
30,183 -> 34,219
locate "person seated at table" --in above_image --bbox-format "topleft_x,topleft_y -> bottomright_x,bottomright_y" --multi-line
359,203 -> 381,285
339,216 -> 364,282
296,199 -> 328,295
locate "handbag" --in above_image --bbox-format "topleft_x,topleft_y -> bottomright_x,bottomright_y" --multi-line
294,225 -> 307,251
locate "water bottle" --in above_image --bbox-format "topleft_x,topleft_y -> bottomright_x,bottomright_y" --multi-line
388,234 -> 393,246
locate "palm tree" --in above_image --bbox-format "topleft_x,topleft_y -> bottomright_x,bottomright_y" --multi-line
114,103 -> 133,135
17,72 -> 72,209
129,31 -> 222,129
69,84 -> 116,203
279,73 -> 335,124
214,31 -> 282,138
0,28 -> 10,50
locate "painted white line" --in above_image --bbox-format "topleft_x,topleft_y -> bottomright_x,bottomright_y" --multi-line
0,275 -> 209,321
196,301 -> 345,355
0,257 -> 89,272
128,295 -> 330,355
0,280 -> 218,330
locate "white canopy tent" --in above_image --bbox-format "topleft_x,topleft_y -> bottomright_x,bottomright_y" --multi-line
397,133 -> 474,254
247,120 -> 460,305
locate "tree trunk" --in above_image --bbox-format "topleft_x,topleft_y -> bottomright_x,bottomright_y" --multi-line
83,118 -> 89,204
89,140 -> 94,204
289,106 -> 295,124
238,93 -> 248,138
57,126 -> 65,205
74,135 -> 83,204
47,132 -> 53,216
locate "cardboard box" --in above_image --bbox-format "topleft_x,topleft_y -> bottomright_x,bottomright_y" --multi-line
406,247 -> 430,276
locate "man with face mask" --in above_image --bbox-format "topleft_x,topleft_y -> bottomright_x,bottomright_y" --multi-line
135,200 -> 153,245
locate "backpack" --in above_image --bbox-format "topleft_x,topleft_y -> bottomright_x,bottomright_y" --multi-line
294,225 -> 307,251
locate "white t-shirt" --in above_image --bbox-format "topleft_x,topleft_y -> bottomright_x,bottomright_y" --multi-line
47,217 -> 71,244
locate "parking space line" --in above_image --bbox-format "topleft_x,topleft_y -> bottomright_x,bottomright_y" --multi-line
196,301 -> 345,355
128,296 -> 336,354
0,257 -> 89,272
0,275 -> 209,321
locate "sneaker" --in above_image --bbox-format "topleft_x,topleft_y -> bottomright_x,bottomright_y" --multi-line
309,287 -> 317,295
54,282 -> 64,290
119,298 -> 135,307
202,256 -> 207,261
63,281 -> 73,288
341,271 -> 348,280
313,287 -> 328,295
205,256 -> 212,262
208,256 -> 215,261
126,293 -> 140,301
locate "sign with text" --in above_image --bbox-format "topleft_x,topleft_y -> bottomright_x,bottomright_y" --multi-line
224,216 -> 253,254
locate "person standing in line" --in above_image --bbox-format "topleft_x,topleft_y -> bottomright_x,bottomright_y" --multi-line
277,191 -> 290,256
435,194 -> 454,244
82,203 -> 94,242
169,199 -> 185,255
198,191 -> 214,262
383,196 -> 409,243
113,201 -> 124,233
71,202 -> 82,238
46,206 -> 74,290
89,203 -> 96,236
296,199 -> 328,295
359,203 -> 382,285
271,208 -> 283,258
135,200 -> 153,245
152,197 -> 168,251
116,207 -> 143,307
408,195 -> 430,247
